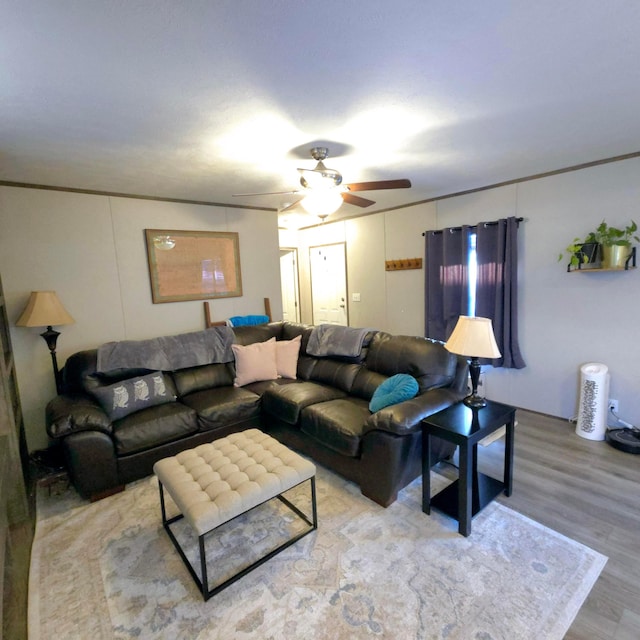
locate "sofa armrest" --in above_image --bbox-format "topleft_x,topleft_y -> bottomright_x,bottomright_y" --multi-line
61,430 -> 120,500
46,393 -> 113,439
363,387 -> 463,436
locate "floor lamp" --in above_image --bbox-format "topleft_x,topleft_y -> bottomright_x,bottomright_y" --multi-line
16,290 -> 75,395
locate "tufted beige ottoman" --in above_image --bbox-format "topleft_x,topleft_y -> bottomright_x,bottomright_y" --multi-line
153,428 -> 317,600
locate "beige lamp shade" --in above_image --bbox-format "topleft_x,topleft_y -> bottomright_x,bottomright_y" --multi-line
444,316 -> 501,359
16,291 -> 75,328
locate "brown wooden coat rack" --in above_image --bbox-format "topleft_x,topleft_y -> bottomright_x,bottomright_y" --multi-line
385,258 -> 423,271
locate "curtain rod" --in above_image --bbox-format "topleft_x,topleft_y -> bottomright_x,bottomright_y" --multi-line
421,217 -> 524,236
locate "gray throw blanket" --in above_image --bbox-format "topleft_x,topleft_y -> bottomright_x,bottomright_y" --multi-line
306,324 -> 369,358
96,326 -> 235,372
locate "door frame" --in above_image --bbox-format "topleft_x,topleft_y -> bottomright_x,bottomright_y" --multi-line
279,247 -> 301,323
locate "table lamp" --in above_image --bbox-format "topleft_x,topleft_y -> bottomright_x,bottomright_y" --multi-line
16,290 -> 74,394
444,316 -> 501,408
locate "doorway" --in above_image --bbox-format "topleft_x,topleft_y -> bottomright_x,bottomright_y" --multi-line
309,242 -> 348,326
279,248 -> 300,323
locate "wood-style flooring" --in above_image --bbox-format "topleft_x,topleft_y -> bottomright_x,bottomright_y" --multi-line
474,409 -> 640,640
6,409 -> 640,639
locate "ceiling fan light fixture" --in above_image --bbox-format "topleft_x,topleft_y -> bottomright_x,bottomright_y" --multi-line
300,189 -> 343,219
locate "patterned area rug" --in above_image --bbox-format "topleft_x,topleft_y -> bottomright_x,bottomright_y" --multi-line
29,467 -> 606,640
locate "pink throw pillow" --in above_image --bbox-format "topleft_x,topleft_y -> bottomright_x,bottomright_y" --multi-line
276,335 -> 301,379
232,338 -> 278,386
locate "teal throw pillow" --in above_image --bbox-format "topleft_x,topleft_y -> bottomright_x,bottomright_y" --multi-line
369,374 -> 419,413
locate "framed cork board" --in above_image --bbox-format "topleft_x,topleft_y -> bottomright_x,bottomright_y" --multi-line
145,229 -> 242,303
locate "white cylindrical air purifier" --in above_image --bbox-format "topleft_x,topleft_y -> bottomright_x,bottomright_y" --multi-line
575,362 -> 609,441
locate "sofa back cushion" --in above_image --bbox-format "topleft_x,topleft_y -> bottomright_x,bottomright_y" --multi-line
172,362 -> 234,397
62,349 -> 101,394
365,332 -> 458,392
281,322 -> 314,353
350,367 -> 387,400
308,359 -> 362,393
232,322 -> 283,346
295,355 -> 318,381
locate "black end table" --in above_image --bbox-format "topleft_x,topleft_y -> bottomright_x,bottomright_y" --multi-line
422,400 -> 516,536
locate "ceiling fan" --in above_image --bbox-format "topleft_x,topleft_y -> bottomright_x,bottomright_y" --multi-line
233,147 -> 411,219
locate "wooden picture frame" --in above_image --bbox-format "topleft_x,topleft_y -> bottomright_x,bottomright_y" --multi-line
145,229 -> 242,303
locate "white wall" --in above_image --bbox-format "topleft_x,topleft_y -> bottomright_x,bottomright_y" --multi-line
346,215 -> 387,329
0,186 -> 281,451
383,203 -> 438,335
292,157 -> 640,424
4,156 -> 640,452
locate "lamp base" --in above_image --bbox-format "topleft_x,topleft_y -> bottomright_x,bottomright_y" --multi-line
40,326 -> 63,394
463,394 -> 487,408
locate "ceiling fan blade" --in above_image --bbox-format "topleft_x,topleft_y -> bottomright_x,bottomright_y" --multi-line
232,190 -> 301,197
341,192 -> 375,208
344,179 -> 412,192
279,199 -> 304,213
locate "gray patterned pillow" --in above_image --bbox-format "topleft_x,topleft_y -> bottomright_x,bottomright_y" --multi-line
90,371 -> 176,421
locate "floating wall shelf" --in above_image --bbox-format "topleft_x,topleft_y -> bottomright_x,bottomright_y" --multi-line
567,247 -> 636,272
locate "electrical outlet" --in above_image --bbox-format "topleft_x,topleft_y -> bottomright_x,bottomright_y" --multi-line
608,399 -> 619,413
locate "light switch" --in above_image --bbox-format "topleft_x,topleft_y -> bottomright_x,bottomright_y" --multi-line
352,293 -> 361,302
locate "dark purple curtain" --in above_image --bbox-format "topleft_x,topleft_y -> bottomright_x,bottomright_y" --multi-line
424,226 -> 471,341
475,216 -> 526,369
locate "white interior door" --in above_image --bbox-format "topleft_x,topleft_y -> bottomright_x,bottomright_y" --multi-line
279,248 -> 300,322
310,243 -> 348,325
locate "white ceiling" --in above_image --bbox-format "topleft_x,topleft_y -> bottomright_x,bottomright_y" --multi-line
2,1 -> 640,227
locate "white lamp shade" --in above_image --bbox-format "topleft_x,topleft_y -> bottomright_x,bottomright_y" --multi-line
300,189 -> 343,218
16,291 -> 74,327
444,316 -> 501,359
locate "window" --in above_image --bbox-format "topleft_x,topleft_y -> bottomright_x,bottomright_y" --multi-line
468,232 -> 477,317
425,217 -> 525,369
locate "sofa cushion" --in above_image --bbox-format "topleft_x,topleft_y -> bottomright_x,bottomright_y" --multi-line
295,355 -> 318,381
281,322 -> 314,354
62,349 -> 100,394
242,377 -> 298,396
308,359 -> 362,393
300,398 -> 370,457
232,323 -> 283,346
90,372 -> 177,421
181,386 -> 261,431
365,333 -> 457,391
232,338 -> 278,386
350,367 -> 387,401
261,381 -> 346,425
369,374 -> 419,413
112,401 -> 199,455
276,335 -> 301,379
172,363 -> 234,397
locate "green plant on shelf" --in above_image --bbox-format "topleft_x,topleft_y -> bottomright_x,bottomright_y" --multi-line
591,220 -> 639,247
558,235 -> 599,268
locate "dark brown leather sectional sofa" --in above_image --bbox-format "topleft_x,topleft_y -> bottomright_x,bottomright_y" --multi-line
46,322 -> 468,506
